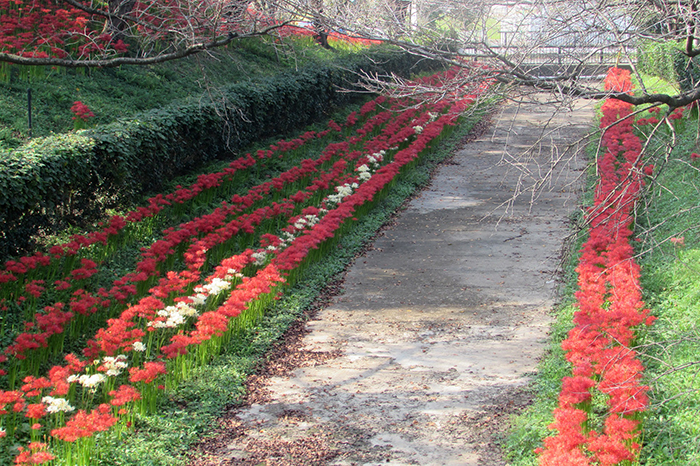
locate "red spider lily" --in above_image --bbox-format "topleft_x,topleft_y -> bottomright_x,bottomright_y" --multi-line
51,403 -> 117,442
538,67 -> 652,465
23,280 -> 45,299
85,317 -> 147,358
14,441 -> 55,465
128,362 -> 167,384
25,403 -> 46,419
108,384 -> 141,406
0,391 -> 25,415
70,101 -> 94,122
537,408 -> 591,465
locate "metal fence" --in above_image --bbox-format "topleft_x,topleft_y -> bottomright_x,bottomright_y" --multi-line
460,44 -> 635,76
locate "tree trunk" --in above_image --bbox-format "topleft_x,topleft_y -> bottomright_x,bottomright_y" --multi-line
107,0 -> 137,42
311,0 -> 332,49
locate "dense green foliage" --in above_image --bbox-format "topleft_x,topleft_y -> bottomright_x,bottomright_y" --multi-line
674,54 -> 700,93
0,45 -> 441,260
637,40 -> 683,83
636,39 -> 700,94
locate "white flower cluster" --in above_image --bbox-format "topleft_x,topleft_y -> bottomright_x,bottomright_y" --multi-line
42,396 -> 75,413
64,353 -> 133,393
190,275 -> 237,305
250,213 -> 323,267
280,231 -> 296,245
101,354 -> 129,376
133,341 -> 147,352
413,125 -> 424,135
189,292 -> 207,307
326,182 -> 359,206
294,214 -> 320,231
201,277 -> 232,295
68,373 -> 106,390
357,164 -> 372,182
251,250 -> 268,266
149,301 -> 200,329
367,150 -> 385,167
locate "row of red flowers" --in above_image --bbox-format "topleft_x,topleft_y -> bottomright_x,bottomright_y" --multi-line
0,96 -> 394,360
0,97 -> 408,379
537,68 -> 656,465
0,65 -> 489,465
0,114 -> 358,297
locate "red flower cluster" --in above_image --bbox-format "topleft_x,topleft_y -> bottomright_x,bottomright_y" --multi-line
14,441 -> 54,465
70,101 -> 94,122
637,103 -> 690,126
538,68 -> 654,465
51,403 -> 117,442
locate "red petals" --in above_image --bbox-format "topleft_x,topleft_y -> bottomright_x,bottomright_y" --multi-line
108,385 -> 141,406
51,404 -> 117,442
70,101 -> 95,122
128,362 -> 167,384
14,442 -> 55,465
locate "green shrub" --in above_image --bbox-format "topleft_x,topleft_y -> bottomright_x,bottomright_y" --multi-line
674,53 -> 700,93
635,39 -> 700,93
0,133 -> 97,257
637,40 -> 683,83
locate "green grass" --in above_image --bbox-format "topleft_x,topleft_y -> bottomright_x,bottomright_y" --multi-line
633,73 -> 681,97
0,36 -> 359,148
634,111 -> 700,465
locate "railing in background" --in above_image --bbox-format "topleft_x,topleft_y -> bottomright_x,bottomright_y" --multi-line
460,44 -> 635,76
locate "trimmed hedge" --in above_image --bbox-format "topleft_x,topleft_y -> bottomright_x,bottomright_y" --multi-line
637,40 -> 682,83
637,39 -> 700,93
0,47 -> 441,258
674,53 -> 700,93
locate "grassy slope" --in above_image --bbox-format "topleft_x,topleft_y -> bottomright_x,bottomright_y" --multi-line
0,36 -> 350,148
0,37 -> 462,464
505,75 -> 700,465
635,113 -> 700,464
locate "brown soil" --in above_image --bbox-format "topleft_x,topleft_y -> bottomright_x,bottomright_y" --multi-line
186,96 -> 595,466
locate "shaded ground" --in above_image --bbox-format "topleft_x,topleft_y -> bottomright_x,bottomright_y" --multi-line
188,96 -> 595,465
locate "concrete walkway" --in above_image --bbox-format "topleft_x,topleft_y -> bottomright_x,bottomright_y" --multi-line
192,97 -> 595,465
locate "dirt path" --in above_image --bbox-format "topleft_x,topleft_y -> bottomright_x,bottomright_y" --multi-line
188,97 -> 595,466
